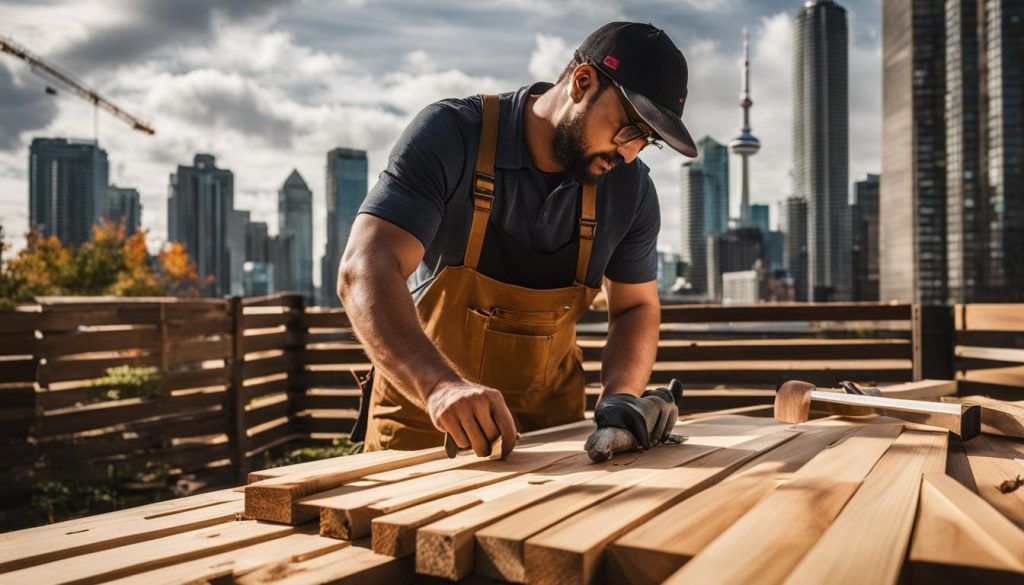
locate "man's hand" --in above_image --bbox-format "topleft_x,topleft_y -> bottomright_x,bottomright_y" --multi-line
426,378 -> 517,459
585,379 -> 684,462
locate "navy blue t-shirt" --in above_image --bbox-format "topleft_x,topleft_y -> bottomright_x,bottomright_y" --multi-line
358,82 -> 660,301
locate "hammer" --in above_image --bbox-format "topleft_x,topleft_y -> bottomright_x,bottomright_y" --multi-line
774,379 -> 981,440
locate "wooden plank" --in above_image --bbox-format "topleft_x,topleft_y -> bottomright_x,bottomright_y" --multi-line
580,303 -> 912,324
877,378 -> 958,400
243,330 -> 295,353
908,473 -> 1024,584
0,499 -> 243,572
0,331 -> 36,357
299,310 -> 351,329
0,357 -> 36,382
963,304 -> 1024,332
36,328 -> 158,358
242,375 -> 291,403
243,312 -> 292,330
782,429 -> 948,584
958,345 -> 1024,364
517,431 -> 799,585
38,353 -> 160,385
166,336 -> 232,366
662,424 -> 904,585
245,448 -> 447,524
580,338 -> 912,362
162,366 -> 229,392
959,364 -> 1024,389
414,418 -> 784,581
0,520 -> 294,585
235,540 -> 412,585
103,530 -> 348,585
956,395 -> 1024,439
372,472 -> 554,558
302,345 -> 369,365
583,360 -> 914,386
311,440 -> 584,541
242,352 -> 295,380
607,425 -> 851,585
38,389 -> 224,437
962,434 -> 1024,529
242,293 -> 304,308
0,309 -> 41,333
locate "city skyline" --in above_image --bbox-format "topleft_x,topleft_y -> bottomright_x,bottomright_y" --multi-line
0,0 -> 886,289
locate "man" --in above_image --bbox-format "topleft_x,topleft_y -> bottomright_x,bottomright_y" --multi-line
339,22 -> 697,457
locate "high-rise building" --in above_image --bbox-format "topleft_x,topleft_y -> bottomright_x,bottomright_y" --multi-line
700,137 -> 730,238
706,227 -> 764,302
105,186 -> 141,236
730,28 -> 761,228
656,248 -> 680,296
168,154 -> 234,297
680,136 -> 729,296
763,230 -> 785,272
246,221 -> 270,264
750,204 -> 770,234
321,148 -> 368,307
28,138 -> 109,246
945,0 -> 1024,302
271,234 -> 295,295
228,210 -> 249,296
279,170 -> 314,299
782,196 -> 809,302
851,174 -> 881,301
880,0 -> 948,303
793,0 -> 851,301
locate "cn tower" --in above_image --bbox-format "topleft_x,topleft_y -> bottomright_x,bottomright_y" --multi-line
728,28 -> 760,227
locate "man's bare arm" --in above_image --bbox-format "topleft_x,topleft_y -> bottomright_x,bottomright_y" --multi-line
338,214 -> 516,456
598,278 -> 660,400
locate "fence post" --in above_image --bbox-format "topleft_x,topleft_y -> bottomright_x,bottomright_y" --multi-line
911,304 -> 955,382
228,296 -> 249,483
288,293 -> 307,439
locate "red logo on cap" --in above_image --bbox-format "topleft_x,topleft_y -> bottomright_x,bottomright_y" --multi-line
603,55 -> 620,70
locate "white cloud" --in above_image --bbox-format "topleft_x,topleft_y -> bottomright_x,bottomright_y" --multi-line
528,34 -> 574,81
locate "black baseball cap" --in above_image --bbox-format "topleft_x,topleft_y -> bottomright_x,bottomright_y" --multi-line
577,22 -> 697,158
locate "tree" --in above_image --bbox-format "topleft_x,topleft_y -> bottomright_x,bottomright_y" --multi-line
0,224 -> 202,305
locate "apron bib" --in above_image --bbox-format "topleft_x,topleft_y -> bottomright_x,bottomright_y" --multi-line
364,94 -> 601,451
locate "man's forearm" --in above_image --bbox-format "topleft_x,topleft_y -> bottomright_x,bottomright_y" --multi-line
338,257 -> 459,407
599,302 -> 660,400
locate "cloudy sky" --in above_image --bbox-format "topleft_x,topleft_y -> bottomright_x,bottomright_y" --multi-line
0,0 -> 882,286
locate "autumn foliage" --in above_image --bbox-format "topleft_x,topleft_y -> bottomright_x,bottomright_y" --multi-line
0,221 -> 202,306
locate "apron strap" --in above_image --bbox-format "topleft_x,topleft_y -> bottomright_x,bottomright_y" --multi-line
463,94 -> 500,270
575,183 -> 597,285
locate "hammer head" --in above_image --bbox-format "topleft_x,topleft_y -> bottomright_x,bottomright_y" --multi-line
775,380 -> 816,423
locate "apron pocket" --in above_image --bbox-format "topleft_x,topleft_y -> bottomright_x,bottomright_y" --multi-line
480,327 -> 553,395
467,308 -> 554,395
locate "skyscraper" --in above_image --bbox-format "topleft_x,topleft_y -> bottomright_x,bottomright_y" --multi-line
680,136 -> 729,296
105,186 -> 141,236
706,227 -> 764,302
700,137 -> 730,238
880,0 -> 947,303
945,0 -> 1024,302
750,204 -> 770,235
168,154 -> 234,297
28,138 -> 109,246
793,0 -> 850,301
782,195 -> 809,302
245,221 -> 270,264
279,170 -> 314,299
729,28 -> 760,228
321,148 -> 368,307
852,174 -> 880,301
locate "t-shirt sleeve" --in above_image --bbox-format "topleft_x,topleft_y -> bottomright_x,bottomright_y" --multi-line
603,174 -> 660,284
358,102 -> 466,248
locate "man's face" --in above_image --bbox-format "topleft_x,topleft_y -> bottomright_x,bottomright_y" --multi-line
553,69 -> 654,186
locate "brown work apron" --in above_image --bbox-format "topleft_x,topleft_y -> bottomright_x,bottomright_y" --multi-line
363,94 -> 601,451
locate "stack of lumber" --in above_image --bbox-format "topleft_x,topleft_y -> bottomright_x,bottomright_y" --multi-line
2,396 -> 1024,584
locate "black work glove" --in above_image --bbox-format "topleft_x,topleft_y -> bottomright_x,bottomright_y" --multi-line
593,380 -> 684,451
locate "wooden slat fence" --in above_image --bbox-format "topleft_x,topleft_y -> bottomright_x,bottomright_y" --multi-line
954,303 -> 1024,400
1,294 -> 1002,501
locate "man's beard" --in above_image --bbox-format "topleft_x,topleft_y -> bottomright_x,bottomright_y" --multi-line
553,109 -> 623,186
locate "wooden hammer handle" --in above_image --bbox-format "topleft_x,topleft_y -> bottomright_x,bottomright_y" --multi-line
808,391 -> 981,440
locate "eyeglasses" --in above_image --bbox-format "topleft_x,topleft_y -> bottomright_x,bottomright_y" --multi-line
610,84 -> 664,152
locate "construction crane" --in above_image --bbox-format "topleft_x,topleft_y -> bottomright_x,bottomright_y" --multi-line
1,34 -> 155,136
